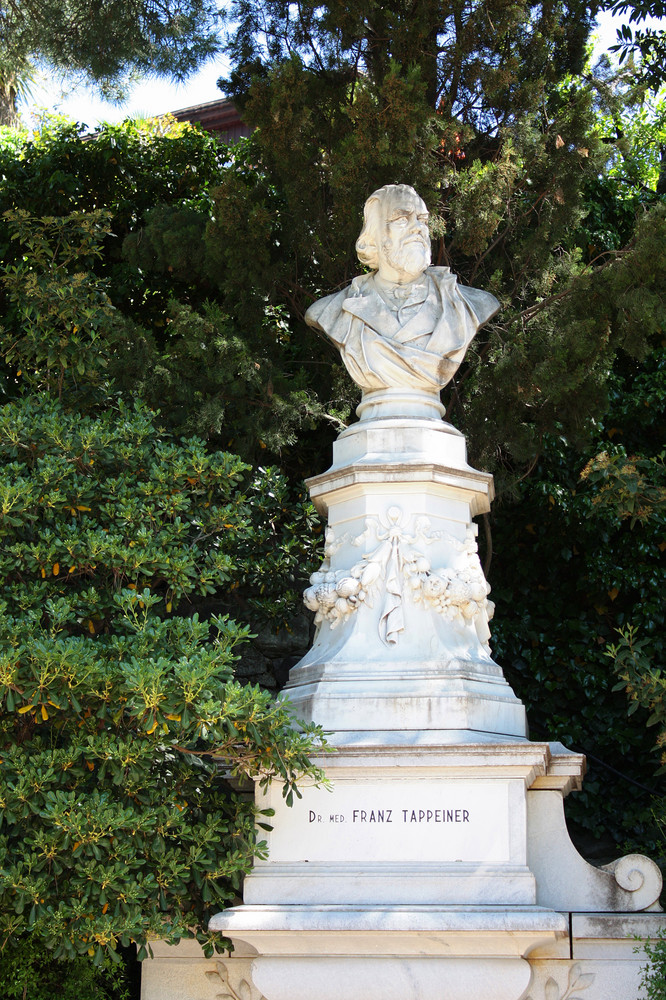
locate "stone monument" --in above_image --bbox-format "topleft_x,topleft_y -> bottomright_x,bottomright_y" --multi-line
143,185 -> 664,1000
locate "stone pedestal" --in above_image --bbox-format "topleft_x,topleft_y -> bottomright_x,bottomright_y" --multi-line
203,396 -> 663,1000
290,405 -> 525,740
209,740 -> 662,1000
142,913 -> 666,1000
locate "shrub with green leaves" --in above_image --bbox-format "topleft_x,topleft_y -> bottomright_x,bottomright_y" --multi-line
638,933 -> 666,1000
0,200 -> 325,965
0,393 -> 325,963
0,935 -> 131,1000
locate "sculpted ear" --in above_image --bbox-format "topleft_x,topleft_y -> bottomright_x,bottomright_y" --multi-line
356,236 -> 378,268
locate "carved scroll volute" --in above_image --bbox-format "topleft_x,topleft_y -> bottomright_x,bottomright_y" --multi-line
601,853 -> 663,911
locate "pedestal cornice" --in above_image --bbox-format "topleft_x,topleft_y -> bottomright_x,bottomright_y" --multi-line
306,460 -> 494,517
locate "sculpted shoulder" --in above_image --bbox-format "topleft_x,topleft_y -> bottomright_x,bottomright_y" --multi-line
455,283 -> 500,328
305,275 -> 373,336
426,266 -> 500,328
305,287 -> 347,332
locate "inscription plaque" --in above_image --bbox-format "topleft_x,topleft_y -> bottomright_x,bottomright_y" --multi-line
258,779 -> 516,865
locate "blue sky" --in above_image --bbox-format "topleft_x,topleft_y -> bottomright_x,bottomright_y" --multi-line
17,10 -> 663,130
20,57 -> 231,129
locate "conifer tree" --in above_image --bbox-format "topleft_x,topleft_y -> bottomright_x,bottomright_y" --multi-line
0,0 -> 221,98
209,0 -> 666,487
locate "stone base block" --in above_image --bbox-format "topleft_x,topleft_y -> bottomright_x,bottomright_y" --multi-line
243,863 -> 537,906
141,913 -> 666,1000
283,671 -> 527,738
251,956 -> 531,1000
210,905 -> 567,1000
524,912 -> 666,999
247,741 -> 562,909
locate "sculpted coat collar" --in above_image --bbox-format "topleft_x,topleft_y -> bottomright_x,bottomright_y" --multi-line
341,270 -> 456,332
305,266 -> 499,392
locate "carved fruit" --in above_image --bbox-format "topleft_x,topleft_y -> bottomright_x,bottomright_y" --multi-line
336,576 -> 360,598
303,587 -> 319,611
424,574 -> 446,597
316,583 -> 338,608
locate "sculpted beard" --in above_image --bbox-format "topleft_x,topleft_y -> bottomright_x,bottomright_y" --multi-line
381,235 -> 431,277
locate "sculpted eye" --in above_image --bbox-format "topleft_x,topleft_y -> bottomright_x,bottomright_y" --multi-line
391,215 -> 409,226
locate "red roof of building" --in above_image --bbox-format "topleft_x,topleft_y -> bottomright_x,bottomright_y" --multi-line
171,97 -> 251,141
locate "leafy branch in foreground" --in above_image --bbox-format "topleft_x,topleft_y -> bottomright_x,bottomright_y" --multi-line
0,394 -> 326,964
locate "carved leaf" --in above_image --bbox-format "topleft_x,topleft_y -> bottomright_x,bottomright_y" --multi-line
574,974 -> 595,990
237,979 -> 253,1000
205,963 -> 238,1000
544,978 -> 561,1000
568,963 -> 595,994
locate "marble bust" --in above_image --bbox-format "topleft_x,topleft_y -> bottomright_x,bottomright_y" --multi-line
305,184 -> 500,393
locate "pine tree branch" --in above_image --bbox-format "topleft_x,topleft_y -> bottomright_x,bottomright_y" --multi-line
518,243 -> 636,324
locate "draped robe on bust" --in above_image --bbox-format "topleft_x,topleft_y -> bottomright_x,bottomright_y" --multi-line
305,267 -> 500,392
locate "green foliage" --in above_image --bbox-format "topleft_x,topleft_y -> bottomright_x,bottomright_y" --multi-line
0,144 -> 326,967
1,209 -> 122,400
0,393 -> 326,962
0,117 -> 347,474
581,450 -> 666,527
637,932 -> 666,1000
0,203 -> 324,621
603,0 -> 666,92
489,344 -> 666,854
0,114 -> 227,338
0,935 -> 131,1000
0,393 -> 247,615
0,115 -> 227,286
609,625 -> 666,733
223,0 -> 594,118
0,0 -> 222,98
600,89 -> 666,194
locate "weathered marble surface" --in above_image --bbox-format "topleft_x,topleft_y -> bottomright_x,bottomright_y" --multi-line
141,917 -> 666,1000
194,187 -> 666,1000
284,405 -> 526,740
306,184 -> 499,395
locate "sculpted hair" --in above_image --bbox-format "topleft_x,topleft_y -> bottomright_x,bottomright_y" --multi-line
355,184 -> 423,270
355,191 -> 384,270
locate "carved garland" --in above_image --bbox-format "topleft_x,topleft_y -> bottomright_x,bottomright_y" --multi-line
303,506 -> 493,646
